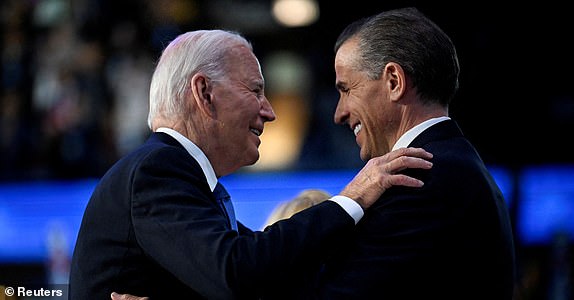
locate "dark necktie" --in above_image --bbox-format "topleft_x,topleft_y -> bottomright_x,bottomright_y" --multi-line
213,182 -> 238,231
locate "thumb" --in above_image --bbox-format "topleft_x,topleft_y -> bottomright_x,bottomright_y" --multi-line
111,292 -> 149,300
111,292 -> 124,300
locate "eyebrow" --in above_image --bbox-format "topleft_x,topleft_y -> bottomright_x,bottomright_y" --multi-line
233,78 -> 264,91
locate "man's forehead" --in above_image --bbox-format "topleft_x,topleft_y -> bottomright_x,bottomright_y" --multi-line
335,38 -> 359,66
227,49 -> 263,78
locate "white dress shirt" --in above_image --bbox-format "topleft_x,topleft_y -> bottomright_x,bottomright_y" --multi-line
392,116 -> 450,151
155,127 -> 364,225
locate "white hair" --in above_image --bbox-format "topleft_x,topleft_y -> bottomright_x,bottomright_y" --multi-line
147,30 -> 253,129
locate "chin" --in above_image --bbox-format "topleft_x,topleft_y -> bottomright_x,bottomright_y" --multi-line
245,151 -> 260,166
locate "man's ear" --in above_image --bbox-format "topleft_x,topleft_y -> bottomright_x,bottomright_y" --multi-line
190,73 -> 215,117
383,62 -> 406,103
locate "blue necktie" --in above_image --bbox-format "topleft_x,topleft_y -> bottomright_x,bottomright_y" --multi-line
213,182 -> 238,231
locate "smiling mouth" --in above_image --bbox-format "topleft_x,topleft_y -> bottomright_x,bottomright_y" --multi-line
250,128 -> 262,136
353,123 -> 362,136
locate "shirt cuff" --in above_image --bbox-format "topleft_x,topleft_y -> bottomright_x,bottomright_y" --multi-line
329,195 -> 364,224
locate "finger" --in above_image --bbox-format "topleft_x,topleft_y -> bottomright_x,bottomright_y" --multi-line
111,292 -> 149,300
111,292 -> 133,300
387,174 -> 425,187
385,147 -> 433,161
388,156 -> 433,173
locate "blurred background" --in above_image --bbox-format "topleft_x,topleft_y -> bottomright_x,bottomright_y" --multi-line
0,0 -> 573,299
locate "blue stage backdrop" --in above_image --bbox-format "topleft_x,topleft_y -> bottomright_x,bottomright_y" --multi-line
1,165 -> 568,264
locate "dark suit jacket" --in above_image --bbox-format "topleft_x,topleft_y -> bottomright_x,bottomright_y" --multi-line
69,132 -> 355,300
308,120 -> 516,300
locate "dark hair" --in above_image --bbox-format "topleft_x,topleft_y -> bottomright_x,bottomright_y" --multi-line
334,17 -> 369,53
335,7 -> 460,106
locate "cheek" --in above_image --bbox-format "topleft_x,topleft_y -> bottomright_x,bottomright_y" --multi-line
224,109 -> 252,141
360,108 -> 385,142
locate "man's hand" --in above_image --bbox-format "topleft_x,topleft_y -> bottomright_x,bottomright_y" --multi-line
111,292 -> 149,300
340,147 -> 433,209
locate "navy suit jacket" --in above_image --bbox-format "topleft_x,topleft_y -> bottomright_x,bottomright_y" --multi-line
69,132 -> 355,300
305,120 -> 516,299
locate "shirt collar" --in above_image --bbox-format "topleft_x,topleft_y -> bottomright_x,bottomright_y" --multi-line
155,127 -> 218,191
392,116 -> 451,151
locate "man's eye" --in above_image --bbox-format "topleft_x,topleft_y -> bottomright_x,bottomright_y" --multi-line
252,89 -> 265,100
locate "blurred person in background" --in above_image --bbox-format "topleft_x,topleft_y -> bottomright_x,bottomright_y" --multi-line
260,188 -> 332,299
262,189 -> 332,228
69,29 -> 434,300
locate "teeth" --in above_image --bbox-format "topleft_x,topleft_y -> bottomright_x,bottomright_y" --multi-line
250,128 -> 261,136
353,124 -> 362,136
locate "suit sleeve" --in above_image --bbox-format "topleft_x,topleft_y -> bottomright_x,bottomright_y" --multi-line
130,146 -> 355,299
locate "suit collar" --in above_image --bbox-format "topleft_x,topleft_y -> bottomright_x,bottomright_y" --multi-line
408,119 -> 464,148
151,128 -> 218,191
393,117 -> 451,151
